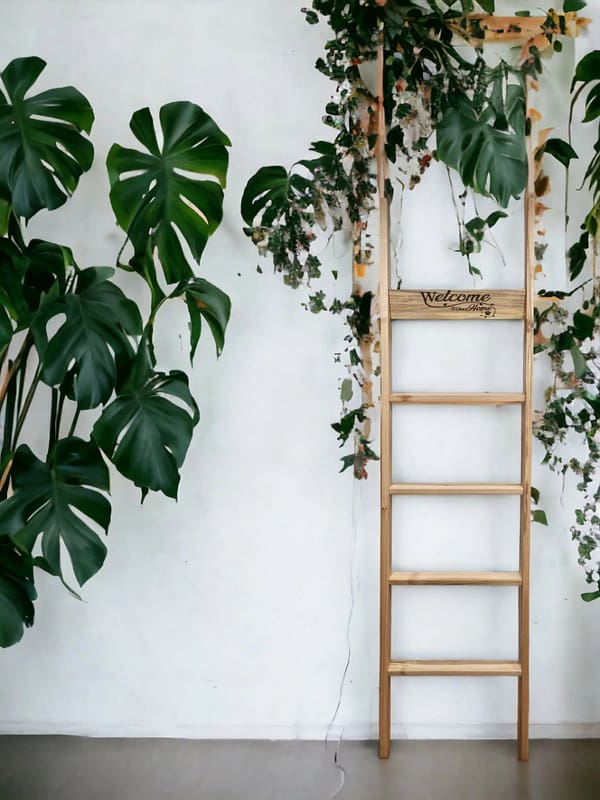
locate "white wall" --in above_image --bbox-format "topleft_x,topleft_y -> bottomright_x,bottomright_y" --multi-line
0,0 -> 598,740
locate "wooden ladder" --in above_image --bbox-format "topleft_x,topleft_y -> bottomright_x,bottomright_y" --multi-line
376,34 -> 538,761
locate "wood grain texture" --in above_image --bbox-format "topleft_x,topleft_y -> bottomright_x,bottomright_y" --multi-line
389,660 -> 522,677
389,571 -> 522,586
389,289 -> 525,320
390,392 -> 525,405
390,483 -> 524,496
518,75 -> 536,764
376,40 -> 392,762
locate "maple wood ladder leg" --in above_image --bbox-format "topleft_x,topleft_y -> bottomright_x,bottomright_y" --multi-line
377,38 -> 392,760
518,76 -> 536,763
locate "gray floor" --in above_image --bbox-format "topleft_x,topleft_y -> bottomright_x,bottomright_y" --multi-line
0,737 -> 599,799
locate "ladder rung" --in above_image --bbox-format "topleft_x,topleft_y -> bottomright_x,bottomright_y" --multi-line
389,571 -> 522,586
390,392 -> 525,405
390,483 -> 524,496
388,660 -> 522,676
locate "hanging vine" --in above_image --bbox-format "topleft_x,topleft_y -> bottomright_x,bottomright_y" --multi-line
241,1 -> 598,599
533,47 -> 600,602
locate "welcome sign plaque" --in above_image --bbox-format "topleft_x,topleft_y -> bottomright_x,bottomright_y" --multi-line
389,289 -> 526,320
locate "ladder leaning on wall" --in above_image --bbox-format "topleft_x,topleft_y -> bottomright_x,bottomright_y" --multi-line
375,12 -> 588,763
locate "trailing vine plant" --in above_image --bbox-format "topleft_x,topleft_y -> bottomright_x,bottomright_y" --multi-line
0,57 -> 232,646
241,1 -> 599,599
533,46 -> 600,602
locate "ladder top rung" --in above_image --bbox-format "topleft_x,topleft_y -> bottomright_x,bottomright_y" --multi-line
390,483 -> 524,496
388,660 -> 522,676
389,571 -> 522,586
389,289 -> 526,321
390,392 -> 525,405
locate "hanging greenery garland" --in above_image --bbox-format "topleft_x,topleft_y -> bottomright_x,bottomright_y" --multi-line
241,0 -> 599,600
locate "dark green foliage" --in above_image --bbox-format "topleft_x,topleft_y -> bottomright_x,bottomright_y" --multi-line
107,103 -> 230,287
93,371 -> 198,499
0,535 -> 36,647
0,58 -> 231,645
0,57 -> 94,220
0,439 -> 110,586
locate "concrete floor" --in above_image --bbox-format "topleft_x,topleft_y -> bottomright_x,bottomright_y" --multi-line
0,737 -> 599,799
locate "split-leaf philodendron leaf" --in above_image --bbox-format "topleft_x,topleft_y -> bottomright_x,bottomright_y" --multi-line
436,85 -> 527,208
0,535 -> 36,648
0,56 -> 94,220
32,267 -> 142,409
0,438 -> 111,587
93,370 -> 199,499
171,277 -> 231,360
107,102 -> 231,285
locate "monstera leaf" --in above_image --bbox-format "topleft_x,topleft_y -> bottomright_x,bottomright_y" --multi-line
0,56 -> 94,220
0,238 -> 72,332
171,277 -> 231,360
0,535 -> 36,648
107,102 -> 231,285
0,438 -> 111,587
93,370 -> 199,499
436,85 -> 527,208
32,267 -> 142,409
241,165 -> 291,227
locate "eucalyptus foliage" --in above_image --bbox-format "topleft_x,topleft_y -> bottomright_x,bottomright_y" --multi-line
0,57 -> 231,646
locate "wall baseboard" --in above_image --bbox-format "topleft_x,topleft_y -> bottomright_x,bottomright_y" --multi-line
0,722 -> 598,740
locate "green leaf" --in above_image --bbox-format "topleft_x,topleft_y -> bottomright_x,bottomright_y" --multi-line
582,589 -> 600,602
532,509 -> 548,526
0,535 -> 36,648
93,371 -> 199,499
0,198 -> 10,236
32,267 -> 142,409
340,378 -> 353,403
563,1 -> 587,12
107,102 -> 230,285
485,211 -> 507,228
572,309 -> 594,340
241,165 -> 291,227
171,277 -> 231,360
0,56 -> 94,220
582,84 -> 600,123
436,87 -> 527,207
543,138 -> 578,168
0,438 -> 110,586
477,0 -> 495,12
568,233 -> 589,280
573,51 -> 600,85
531,486 -> 540,504
570,344 -> 588,378
544,139 -> 579,169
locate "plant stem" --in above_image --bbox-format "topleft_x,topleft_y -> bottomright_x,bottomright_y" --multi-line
68,406 -> 81,438
0,334 -> 30,412
48,388 -> 58,455
12,363 -> 42,450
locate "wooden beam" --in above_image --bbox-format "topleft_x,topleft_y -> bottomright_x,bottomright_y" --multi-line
389,660 -> 522,677
377,39 -> 393,762
390,392 -> 525,405
390,483 -> 524,496
389,571 -> 522,586
454,12 -> 590,44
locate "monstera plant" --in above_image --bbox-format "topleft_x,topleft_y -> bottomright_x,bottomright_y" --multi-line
0,57 -> 231,646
